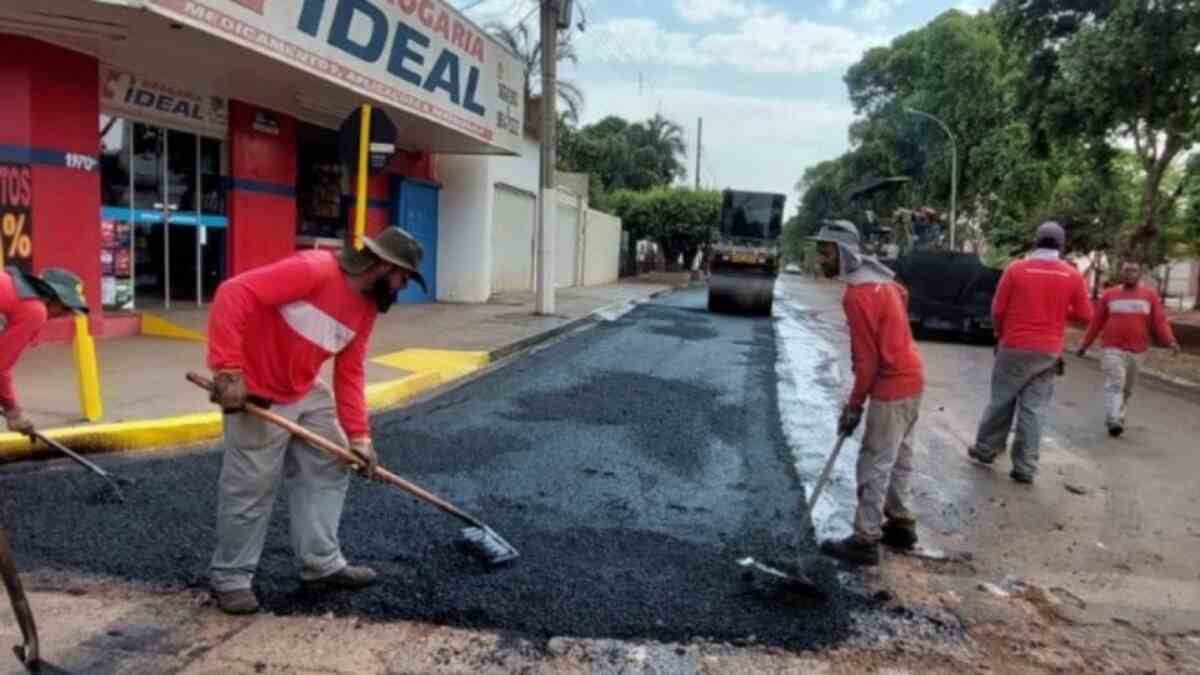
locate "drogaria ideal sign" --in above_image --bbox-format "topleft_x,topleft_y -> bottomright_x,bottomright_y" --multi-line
146,0 -> 525,153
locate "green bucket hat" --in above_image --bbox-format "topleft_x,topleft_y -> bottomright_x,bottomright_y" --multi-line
7,266 -> 89,313
338,227 -> 428,294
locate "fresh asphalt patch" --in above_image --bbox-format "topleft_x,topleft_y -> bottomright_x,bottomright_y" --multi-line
0,290 -> 930,651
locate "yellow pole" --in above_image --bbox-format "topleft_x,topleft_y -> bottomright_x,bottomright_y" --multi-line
353,103 -> 372,251
72,313 -> 103,422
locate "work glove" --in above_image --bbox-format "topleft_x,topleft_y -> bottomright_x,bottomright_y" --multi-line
838,405 -> 863,437
3,407 -> 34,436
210,370 -> 248,412
1075,346 -> 1088,358
1055,357 -> 1066,376
350,437 -> 378,480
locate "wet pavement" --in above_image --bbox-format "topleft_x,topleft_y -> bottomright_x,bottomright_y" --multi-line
0,288 -> 957,655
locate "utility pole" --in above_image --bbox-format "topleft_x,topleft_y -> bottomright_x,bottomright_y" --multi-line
536,0 -> 559,315
695,117 -> 702,190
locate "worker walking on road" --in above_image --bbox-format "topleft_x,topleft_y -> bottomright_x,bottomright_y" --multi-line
811,221 -> 926,566
1076,261 -> 1180,437
205,227 -> 426,615
1,266 -> 89,435
968,222 -> 1092,484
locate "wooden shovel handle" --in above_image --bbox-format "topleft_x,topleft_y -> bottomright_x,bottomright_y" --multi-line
186,372 -> 481,528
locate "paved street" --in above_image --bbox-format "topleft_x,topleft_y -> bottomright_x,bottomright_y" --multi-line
1,280 -> 1199,673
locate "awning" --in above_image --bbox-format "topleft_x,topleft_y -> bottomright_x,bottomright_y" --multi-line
0,0 -> 526,155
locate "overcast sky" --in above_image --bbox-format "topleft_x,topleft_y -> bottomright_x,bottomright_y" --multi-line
458,0 -> 988,209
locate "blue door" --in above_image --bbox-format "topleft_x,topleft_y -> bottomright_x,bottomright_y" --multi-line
390,177 -> 439,303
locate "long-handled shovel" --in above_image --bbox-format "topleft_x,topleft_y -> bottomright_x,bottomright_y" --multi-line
0,524 -> 39,671
187,373 -> 519,566
27,432 -> 134,504
737,432 -> 850,597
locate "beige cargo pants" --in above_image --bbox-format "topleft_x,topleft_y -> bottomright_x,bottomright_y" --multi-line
853,395 -> 922,543
1101,348 -> 1143,428
210,382 -> 352,592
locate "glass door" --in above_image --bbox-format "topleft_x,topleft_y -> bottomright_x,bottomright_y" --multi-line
100,116 -> 227,311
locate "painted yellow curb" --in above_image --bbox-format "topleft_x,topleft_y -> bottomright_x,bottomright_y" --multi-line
372,348 -> 490,381
1,351 -> 490,461
141,313 -> 206,342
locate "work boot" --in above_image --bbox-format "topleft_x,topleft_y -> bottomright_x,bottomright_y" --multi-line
1107,423 -> 1124,437
967,445 -> 995,466
1009,470 -> 1034,485
819,536 -> 880,566
302,565 -> 378,591
881,519 -> 918,551
213,588 -> 259,615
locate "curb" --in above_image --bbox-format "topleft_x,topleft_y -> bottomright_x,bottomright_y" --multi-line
0,286 -> 683,464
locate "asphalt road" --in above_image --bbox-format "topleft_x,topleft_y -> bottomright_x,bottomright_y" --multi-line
1,288 -> 899,651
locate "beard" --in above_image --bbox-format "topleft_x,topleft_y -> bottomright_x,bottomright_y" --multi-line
370,277 -> 397,313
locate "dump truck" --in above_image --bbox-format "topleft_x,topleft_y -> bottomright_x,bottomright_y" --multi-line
707,189 -> 785,316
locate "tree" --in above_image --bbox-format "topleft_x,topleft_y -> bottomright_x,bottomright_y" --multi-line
999,0 -> 1200,259
559,114 -> 690,195
488,22 -> 584,122
606,188 -> 721,271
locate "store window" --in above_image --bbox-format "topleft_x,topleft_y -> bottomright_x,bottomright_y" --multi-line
296,122 -> 347,246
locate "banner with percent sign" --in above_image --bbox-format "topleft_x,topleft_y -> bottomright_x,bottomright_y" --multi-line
0,163 -> 33,274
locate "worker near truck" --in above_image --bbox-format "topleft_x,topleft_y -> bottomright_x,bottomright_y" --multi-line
205,227 -> 426,615
967,221 -> 1092,484
811,220 -> 926,566
1,266 -> 89,435
1076,261 -> 1180,437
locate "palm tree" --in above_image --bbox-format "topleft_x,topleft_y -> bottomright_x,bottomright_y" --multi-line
488,22 -> 584,124
627,114 -> 688,186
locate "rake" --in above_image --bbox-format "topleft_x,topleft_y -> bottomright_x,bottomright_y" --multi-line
187,373 -> 518,566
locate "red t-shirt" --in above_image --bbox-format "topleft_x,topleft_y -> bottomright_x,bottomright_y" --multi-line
0,270 -> 48,410
1080,284 -> 1176,354
207,251 -> 378,439
844,281 -> 925,409
992,254 -> 1093,354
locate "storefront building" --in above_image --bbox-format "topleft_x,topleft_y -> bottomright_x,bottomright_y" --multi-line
0,0 -> 525,339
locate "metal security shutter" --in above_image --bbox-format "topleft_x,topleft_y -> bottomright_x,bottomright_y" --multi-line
491,184 -> 536,293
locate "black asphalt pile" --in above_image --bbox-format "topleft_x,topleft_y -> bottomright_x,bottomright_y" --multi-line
0,290 -> 874,651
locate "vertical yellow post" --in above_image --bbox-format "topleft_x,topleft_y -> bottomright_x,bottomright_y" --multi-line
72,314 -> 103,422
353,103 -> 372,251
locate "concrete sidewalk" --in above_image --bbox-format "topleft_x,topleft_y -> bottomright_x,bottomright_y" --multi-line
1,275 -> 687,458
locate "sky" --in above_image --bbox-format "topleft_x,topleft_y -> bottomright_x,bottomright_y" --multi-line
456,0 -> 988,209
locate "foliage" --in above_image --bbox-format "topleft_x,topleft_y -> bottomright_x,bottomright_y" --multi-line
998,0 -> 1200,259
488,22 -> 584,122
604,188 -> 720,270
559,114 -> 689,194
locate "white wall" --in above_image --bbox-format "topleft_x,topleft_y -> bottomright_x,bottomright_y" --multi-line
435,153 -> 493,302
583,209 -> 621,286
556,191 -> 580,288
491,185 -> 537,292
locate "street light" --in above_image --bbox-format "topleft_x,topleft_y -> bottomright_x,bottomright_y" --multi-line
904,107 -> 957,251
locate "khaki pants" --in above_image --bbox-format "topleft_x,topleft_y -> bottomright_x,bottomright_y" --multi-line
210,382 -> 352,592
853,395 -> 921,542
972,348 -> 1058,479
1101,348 -> 1143,428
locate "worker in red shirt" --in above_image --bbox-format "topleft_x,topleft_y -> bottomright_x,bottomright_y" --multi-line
1,267 -> 90,435
1076,261 -> 1179,436
205,227 -> 426,615
968,222 -> 1092,483
810,221 -> 925,566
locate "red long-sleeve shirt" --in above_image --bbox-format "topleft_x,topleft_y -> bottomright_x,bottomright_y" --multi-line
1080,284 -> 1176,354
844,281 -> 925,409
207,251 -> 377,439
0,269 -> 48,411
992,254 -> 1093,354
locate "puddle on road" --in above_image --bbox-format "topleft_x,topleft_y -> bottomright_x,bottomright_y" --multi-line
774,293 -> 857,542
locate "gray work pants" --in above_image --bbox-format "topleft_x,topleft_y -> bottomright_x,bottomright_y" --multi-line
854,395 -> 921,542
972,348 -> 1058,478
210,382 -> 352,592
1101,348 -> 1143,428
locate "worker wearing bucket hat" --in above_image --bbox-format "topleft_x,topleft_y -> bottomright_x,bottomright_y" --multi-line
1,266 -> 89,436
205,227 -> 425,615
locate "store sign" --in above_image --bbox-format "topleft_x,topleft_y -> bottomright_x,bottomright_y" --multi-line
0,164 -> 33,274
146,0 -> 525,154
99,64 -> 229,138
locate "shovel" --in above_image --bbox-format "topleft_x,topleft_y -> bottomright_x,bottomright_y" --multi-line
0,524 -> 39,671
737,433 -> 850,597
27,432 -> 135,504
